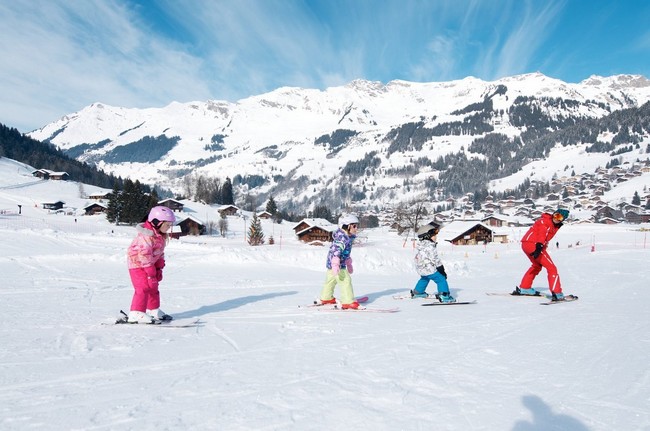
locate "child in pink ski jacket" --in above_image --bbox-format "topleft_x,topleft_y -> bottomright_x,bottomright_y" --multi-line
126,206 -> 176,324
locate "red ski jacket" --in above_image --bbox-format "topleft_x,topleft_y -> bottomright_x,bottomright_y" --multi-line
521,213 -> 562,246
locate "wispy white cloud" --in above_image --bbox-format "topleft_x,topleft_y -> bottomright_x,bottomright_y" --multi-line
464,0 -> 566,80
409,35 -> 458,82
0,1 -> 210,131
493,1 -> 566,79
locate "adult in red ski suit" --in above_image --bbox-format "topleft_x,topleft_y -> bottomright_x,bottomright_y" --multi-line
519,209 -> 568,295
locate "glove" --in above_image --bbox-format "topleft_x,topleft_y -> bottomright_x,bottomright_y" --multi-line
530,243 -> 544,259
156,268 -> 163,282
345,258 -> 354,274
436,265 -> 447,279
331,257 -> 340,276
155,258 -> 165,270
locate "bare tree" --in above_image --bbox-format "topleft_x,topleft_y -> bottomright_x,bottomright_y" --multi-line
393,201 -> 429,235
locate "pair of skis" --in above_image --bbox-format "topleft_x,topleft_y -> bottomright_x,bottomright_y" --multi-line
111,310 -> 203,328
392,293 -> 477,306
304,294 -> 476,312
303,296 -> 399,313
486,291 -> 579,305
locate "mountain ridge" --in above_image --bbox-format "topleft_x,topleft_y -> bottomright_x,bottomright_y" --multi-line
28,72 -> 650,213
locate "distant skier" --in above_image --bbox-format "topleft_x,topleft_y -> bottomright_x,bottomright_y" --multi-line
319,214 -> 361,309
514,209 -> 569,301
125,206 -> 176,323
411,222 -> 456,303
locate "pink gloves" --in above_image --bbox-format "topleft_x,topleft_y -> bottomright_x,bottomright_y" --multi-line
331,257 -> 340,276
331,257 -> 354,275
155,258 -> 165,282
345,258 -> 354,274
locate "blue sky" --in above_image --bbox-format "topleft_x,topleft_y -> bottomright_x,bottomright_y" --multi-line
1,0 -> 649,133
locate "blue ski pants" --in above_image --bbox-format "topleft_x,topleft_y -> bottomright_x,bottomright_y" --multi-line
413,271 -> 449,295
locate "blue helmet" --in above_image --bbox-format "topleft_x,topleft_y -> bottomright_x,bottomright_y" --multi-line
553,209 -> 569,222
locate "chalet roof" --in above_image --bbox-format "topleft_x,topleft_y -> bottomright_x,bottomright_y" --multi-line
438,221 -> 492,242
217,204 -> 239,211
293,218 -> 335,229
177,214 -> 203,225
33,169 -> 69,176
296,224 -> 337,236
158,198 -> 184,205
83,202 -> 107,210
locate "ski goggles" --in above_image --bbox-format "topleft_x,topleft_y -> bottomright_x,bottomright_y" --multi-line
552,212 -> 566,223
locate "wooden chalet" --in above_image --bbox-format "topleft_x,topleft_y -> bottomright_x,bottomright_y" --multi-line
596,206 -> 623,221
293,218 -> 337,243
625,211 -> 650,224
257,211 -> 273,219
158,198 -> 184,212
32,169 -> 69,181
42,201 -> 65,210
83,202 -> 107,215
482,215 -> 508,227
598,217 -> 621,225
218,204 -> 239,216
88,191 -> 110,200
175,215 -> 206,236
443,221 -> 501,245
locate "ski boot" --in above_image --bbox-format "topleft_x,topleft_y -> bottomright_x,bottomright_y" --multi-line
512,286 -> 540,296
551,292 -> 565,302
410,289 -> 429,299
318,297 -> 337,305
341,301 -> 360,310
436,292 -> 457,303
128,310 -> 157,324
147,308 -> 173,322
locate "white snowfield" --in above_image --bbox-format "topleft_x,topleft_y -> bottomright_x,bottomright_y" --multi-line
1,158 -> 649,430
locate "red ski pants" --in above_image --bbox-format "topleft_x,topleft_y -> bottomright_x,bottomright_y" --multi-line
519,242 -> 562,293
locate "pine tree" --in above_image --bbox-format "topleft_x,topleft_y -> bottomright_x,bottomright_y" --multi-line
265,195 -> 278,216
221,177 -> 234,205
106,184 -> 122,223
247,213 -> 265,246
632,191 -> 641,205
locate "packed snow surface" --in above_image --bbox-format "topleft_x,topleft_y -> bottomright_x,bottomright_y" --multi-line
0,158 -> 649,430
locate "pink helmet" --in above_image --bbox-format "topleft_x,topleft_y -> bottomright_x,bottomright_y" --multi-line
148,206 -> 176,225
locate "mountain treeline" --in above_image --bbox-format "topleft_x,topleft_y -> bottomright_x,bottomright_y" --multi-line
0,123 -> 124,189
376,100 -> 650,199
180,173 -> 234,205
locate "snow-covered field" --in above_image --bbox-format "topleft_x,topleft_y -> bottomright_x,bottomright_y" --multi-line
1,157 -> 649,430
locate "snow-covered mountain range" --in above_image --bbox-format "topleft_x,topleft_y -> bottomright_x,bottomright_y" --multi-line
28,73 -> 650,213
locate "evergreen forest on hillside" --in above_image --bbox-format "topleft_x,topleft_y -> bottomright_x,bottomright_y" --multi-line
0,123 -> 122,190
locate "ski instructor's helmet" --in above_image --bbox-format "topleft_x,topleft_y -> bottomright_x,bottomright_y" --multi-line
552,208 -> 569,223
339,213 -> 359,230
417,222 -> 441,240
148,206 -> 176,228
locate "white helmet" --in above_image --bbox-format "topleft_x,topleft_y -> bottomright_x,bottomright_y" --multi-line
339,213 -> 359,228
416,222 -> 441,239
